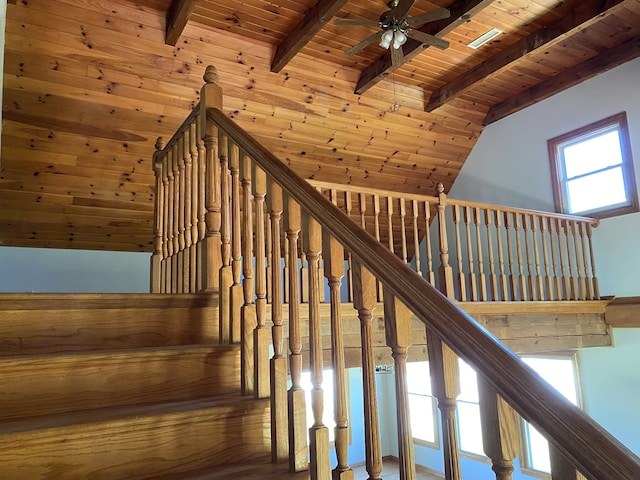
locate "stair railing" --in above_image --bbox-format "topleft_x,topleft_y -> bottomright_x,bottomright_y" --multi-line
151,66 -> 640,480
309,180 -> 600,303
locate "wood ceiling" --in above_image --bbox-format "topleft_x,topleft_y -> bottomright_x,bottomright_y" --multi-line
1,0 -> 639,252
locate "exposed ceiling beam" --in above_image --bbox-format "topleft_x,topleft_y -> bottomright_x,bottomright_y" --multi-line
483,35 -> 640,125
165,0 -> 198,46
271,0 -> 349,73
354,0 -> 494,95
426,0 -> 627,112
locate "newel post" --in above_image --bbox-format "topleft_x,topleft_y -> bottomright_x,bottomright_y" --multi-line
436,183 -> 455,298
150,136 -> 166,293
200,65 -> 224,292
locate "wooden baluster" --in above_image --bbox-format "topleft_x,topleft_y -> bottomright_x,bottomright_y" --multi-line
556,219 -> 570,300
177,139 -> 186,293
573,221 -> 587,300
229,145 -> 242,343
172,142 -> 180,293
580,223 -> 593,300
523,214 -> 536,301
474,208 -> 487,301
504,212 -> 518,300
411,200 -> 422,277
189,123 -> 199,292
477,376 -> 520,480
196,119 -> 207,292
299,230 -> 309,304
218,134 -> 232,344
384,293 -> 416,480
285,197 -> 307,472
549,445 -> 588,480
323,233 -> 353,480
304,214 -> 331,479
484,208 -> 499,300
268,180 -> 288,463
465,206 -> 478,301
266,212 -> 273,304
531,215 -> 544,301
151,137 -> 165,293
400,198 -> 408,265
359,193 -> 367,229
514,213 -> 528,301
424,201 -> 436,286
162,152 -> 171,293
565,220 -> 578,300
387,196 -> 395,256
495,210 -> 509,300
345,191 -> 354,303
373,194 -> 384,301
240,154 -> 256,396
540,217 -> 554,301
283,228 -> 290,305
549,218 -> 562,300
253,166 -> 270,399
352,259 -> 382,480
200,66 -> 223,292
182,132 -> 193,292
427,331 -> 462,480
166,145 -> 175,292
436,184 -> 455,298
587,223 -> 599,299
453,205 -> 467,301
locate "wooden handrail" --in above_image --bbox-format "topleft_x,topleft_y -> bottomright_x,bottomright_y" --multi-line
310,179 -> 599,226
208,107 -> 640,480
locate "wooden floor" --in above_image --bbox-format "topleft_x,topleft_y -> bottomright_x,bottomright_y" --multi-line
176,458 -> 443,479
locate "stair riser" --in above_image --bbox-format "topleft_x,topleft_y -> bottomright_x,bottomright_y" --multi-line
0,347 -> 239,421
0,294 -> 220,356
0,400 -> 271,480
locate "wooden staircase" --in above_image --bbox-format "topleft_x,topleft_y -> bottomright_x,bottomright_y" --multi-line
0,293 -> 271,479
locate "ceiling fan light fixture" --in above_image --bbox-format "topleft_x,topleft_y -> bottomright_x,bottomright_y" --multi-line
380,29 -> 394,49
393,30 -> 407,49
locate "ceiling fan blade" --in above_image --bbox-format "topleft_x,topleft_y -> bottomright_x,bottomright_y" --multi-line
334,18 -> 380,27
391,45 -> 404,69
406,29 -> 449,50
393,0 -> 415,20
345,31 -> 385,56
406,8 -> 450,27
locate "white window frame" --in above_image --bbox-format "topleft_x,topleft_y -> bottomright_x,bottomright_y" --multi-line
406,361 -> 439,447
548,112 -> 638,219
518,354 -> 583,477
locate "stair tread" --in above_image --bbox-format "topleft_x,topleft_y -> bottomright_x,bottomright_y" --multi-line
0,343 -> 237,362
0,393 -> 263,436
149,461 -> 309,479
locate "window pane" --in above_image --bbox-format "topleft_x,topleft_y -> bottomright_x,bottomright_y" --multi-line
521,357 -> 579,473
525,423 -> 551,473
458,401 -> 484,455
522,357 -> 578,405
409,394 -> 436,443
301,369 -> 336,441
566,167 -> 626,213
458,359 -> 479,402
407,361 -> 432,395
563,129 -> 622,179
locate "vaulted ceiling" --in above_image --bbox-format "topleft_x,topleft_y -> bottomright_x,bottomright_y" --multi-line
1,0 -> 639,251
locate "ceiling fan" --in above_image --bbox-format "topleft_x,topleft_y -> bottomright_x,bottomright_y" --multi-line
334,0 -> 450,68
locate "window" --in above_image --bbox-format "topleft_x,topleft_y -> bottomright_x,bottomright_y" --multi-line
548,112 -> 638,218
520,355 -> 581,474
406,361 -> 438,444
300,369 -> 336,441
456,359 -> 485,457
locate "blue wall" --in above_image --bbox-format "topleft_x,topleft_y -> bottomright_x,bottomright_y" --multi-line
0,246 -> 149,292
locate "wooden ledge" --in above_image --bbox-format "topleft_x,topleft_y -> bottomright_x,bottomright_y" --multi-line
605,297 -> 640,328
